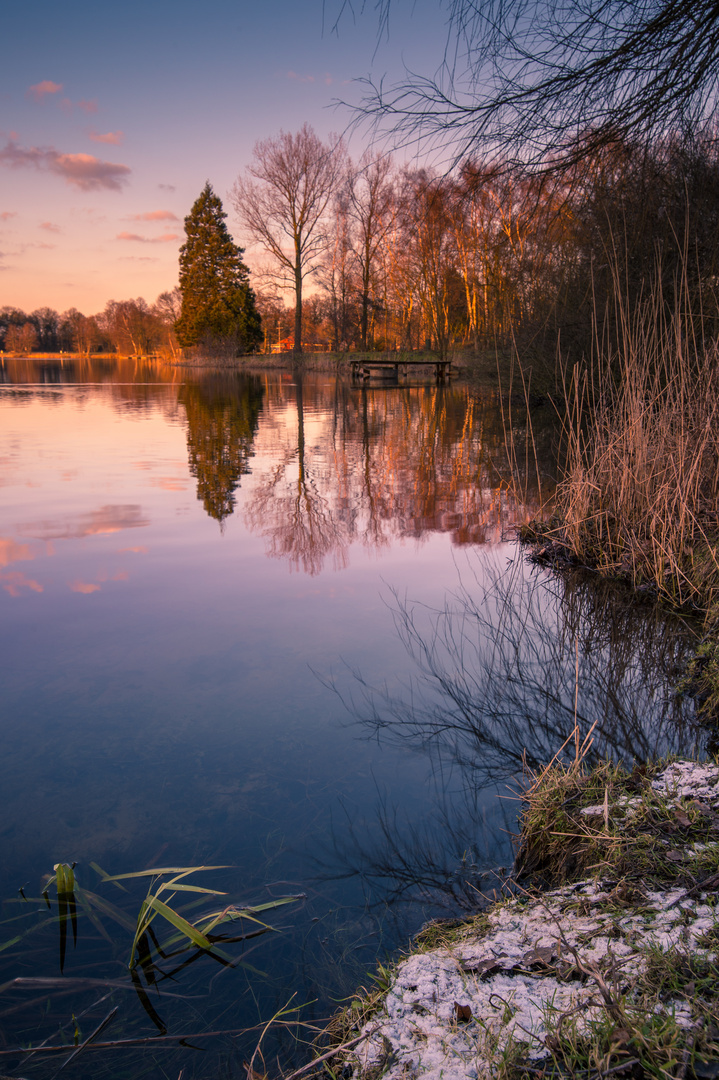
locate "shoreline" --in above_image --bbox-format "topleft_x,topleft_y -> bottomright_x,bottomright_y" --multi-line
0,348 -> 536,390
319,756 -> 719,1080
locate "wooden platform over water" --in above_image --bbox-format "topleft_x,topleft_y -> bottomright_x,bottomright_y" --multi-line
350,357 -> 452,383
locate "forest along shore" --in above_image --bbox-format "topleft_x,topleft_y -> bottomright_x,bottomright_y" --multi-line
320,758 -> 719,1080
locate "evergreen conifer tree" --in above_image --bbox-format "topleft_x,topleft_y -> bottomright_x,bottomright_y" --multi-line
176,182 -> 262,353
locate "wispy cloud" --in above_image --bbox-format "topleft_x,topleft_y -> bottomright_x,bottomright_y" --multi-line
286,70 -> 334,86
70,580 -> 100,593
60,97 -> 98,114
0,211 -> 16,222
19,504 -> 149,540
158,183 -> 176,192
40,221 -> 61,232
1,570 -> 43,596
116,230 -> 179,243
0,537 -> 33,567
89,129 -> 123,145
27,80 -> 63,102
119,255 -> 158,262
0,140 -> 131,191
128,210 -> 178,222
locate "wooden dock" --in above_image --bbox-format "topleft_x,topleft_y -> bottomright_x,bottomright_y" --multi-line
349,357 -> 452,383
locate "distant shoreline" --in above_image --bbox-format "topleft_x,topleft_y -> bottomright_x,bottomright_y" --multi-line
0,349 -> 520,388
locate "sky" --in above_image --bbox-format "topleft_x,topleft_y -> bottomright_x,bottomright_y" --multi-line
0,0 -> 450,316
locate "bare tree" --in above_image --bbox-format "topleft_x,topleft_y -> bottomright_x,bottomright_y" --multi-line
231,124 -> 345,354
343,0 -> 719,167
346,151 -> 395,349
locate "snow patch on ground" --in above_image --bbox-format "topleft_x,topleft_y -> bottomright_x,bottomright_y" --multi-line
651,761 -> 719,804
347,763 -> 719,1080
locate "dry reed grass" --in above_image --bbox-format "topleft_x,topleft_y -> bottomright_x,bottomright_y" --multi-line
534,249 -> 719,631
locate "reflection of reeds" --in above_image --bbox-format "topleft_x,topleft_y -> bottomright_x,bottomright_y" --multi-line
323,554 -> 705,922
542,251 -> 719,628
339,554 -> 704,786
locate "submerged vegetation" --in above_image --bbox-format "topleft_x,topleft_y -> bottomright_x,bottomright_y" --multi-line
0,862 -> 301,1076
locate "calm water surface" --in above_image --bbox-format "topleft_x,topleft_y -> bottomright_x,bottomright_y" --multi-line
0,358 -> 706,1078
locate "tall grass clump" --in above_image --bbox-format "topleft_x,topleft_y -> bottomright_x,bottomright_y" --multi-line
545,250 -> 719,630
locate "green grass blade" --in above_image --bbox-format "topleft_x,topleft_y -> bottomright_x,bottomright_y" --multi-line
154,883 -> 227,896
97,865 -> 229,883
56,864 -> 68,972
239,897 -> 301,914
73,884 -> 114,945
90,861 -> 127,892
77,888 -> 136,933
145,896 -> 211,949
129,898 -> 153,970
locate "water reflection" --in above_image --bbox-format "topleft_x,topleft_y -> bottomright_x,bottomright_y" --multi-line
0,359 -> 709,1079
241,374 -> 554,573
179,372 -> 264,523
325,553 -> 705,911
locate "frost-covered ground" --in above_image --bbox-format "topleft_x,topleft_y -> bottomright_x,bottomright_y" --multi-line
345,762 -> 719,1080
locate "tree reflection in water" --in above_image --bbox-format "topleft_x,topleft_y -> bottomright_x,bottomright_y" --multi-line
180,372 -> 264,524
244,375 -> 555,572
245,375 -> 351,573
323,553 -> 706,916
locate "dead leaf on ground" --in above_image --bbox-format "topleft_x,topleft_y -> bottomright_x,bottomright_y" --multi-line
454,1002 -> 473,1022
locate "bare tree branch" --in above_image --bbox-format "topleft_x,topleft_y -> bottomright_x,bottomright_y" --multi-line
339,0 -> 719,167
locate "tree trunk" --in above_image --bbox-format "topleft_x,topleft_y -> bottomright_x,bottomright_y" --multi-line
294,248 -> 303,355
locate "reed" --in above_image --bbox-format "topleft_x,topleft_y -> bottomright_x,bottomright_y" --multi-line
530,246 -> 719,633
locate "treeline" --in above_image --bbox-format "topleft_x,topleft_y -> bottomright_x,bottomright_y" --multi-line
304,132 -> 716,356
7,128 -> 719,363
240,125 -> 719,360
0,292 -> 181,358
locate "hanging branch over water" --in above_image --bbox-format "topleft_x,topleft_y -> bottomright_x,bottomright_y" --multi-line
339,0 -> 719,167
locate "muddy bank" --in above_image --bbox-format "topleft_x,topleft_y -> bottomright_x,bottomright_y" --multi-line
330,759 -> 719,1080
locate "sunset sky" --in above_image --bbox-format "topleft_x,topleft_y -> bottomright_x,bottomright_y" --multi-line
1,0 -> 448,316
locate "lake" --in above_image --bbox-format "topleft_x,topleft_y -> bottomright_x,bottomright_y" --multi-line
0,357 -> 707,1078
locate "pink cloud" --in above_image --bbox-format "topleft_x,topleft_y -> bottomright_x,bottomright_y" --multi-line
70,580 -> 100,593
149,476 -> 188,491
117,545 -> 148,553
40,221 -> 61,232
287,70 -> 315,83
128,210 -> 178,222
0,211 -> 16,221
116,230 -> 179,243
0,140 -> 130,191
1,570 -> 43,596
0,537 -> 33,567
89,129 -> 124,145
158,183 -> 176,192
27,80 -> 63,102
20,505 -> 148,539
59,97 -> 98,114
54,152 -> 130,191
